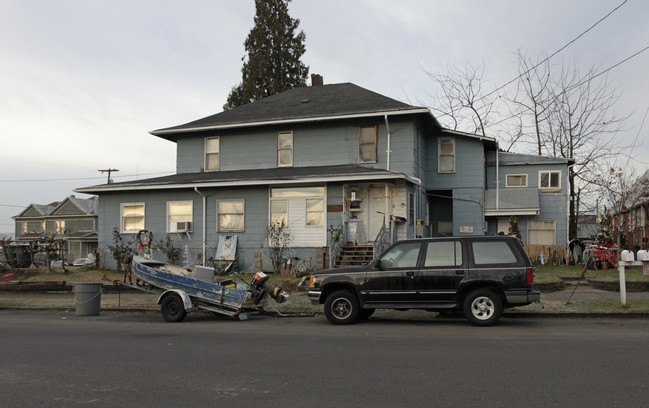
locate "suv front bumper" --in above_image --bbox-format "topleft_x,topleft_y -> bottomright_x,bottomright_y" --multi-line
504,290 -> 541,305
307,290 -> 322,305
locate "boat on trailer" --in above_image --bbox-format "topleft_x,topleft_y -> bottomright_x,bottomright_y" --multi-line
123,256 -> 288,322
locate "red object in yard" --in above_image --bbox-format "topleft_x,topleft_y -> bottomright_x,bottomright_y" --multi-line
2,273 -> 15,278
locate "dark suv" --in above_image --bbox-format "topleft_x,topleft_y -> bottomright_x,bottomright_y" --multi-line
308,235 -> 539,326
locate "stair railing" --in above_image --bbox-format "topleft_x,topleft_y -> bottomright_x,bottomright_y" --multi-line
373,224 -> 390,259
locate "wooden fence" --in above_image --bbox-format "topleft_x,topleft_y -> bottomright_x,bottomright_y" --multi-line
524,245 -> 567,265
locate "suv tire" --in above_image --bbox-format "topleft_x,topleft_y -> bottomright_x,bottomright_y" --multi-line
463,289 -> 502,326
324,290 -> 359,325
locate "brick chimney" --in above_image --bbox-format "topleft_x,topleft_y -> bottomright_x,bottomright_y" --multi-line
311,74 -> 323,86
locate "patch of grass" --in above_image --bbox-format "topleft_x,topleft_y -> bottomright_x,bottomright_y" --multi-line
512,299 -> 649,313
536,264 -> 649,282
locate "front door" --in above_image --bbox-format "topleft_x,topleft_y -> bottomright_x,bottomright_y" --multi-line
368,186 -> 385,243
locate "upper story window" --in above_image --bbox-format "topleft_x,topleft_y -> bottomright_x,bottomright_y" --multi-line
167,201 -> 193,233
358,125 -> 377,163
121,203 -> 145,233
205,137 -> 220,171
539,170 -> 561,191
218,200 -> 244,232
277,131 -> 293,167
506,174 -> 528,187
438,138 -> 455,173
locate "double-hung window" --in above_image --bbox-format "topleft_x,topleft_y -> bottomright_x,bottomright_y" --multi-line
539,170 -> 561,191
205,137 -> 220,171
121,203 -> 145,233
438,138 -> 455,173
277,131 -> 293,167
359,125 -> 377,163
218,200 -> 244,232
167,201 -> 193,233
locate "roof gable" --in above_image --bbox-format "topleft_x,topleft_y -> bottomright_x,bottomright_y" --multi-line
151,83 -> 432,140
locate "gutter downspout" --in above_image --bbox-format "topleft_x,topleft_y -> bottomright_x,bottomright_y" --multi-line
496,144 -> 499,211
384,115 -> 392,241
384,115 -> 391,171
194,187 -> 206,266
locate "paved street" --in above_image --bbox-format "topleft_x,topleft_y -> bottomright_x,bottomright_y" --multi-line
1,309 -> 648,407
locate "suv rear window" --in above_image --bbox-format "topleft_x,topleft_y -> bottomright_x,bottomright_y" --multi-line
472,241 -> 518,265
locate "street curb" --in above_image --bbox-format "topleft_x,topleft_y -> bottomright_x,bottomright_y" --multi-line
2,305 -> 648,319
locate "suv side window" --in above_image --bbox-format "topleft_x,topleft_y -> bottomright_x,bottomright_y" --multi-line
424,241 -> 462,267
472,241 -> 518,265
380,242 -> 421,268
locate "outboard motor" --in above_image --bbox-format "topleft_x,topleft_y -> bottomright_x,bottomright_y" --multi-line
250,272 -> 289,304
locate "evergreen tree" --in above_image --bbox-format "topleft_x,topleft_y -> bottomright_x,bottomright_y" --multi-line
224,0 -> 309,110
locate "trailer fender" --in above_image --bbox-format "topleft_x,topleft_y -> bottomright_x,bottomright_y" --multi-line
157,289 -> 193,311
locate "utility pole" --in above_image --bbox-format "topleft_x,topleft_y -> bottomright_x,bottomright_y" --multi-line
98,169 -> 119,184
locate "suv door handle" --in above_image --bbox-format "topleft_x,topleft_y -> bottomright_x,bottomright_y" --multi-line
406,271 -> 415,277
455,270 -> 465,275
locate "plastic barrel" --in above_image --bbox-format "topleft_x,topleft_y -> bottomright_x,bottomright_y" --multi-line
74,282 -> 103,316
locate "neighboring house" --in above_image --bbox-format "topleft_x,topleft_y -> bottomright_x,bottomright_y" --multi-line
76,80 -> 571,270
611,169 -> 649,251
13,196 -> 98,262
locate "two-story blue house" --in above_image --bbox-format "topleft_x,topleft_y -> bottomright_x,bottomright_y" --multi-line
77,81 -> 571,270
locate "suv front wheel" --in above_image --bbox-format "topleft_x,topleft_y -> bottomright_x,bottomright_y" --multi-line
463,289 -> 503,326
324,290 -> 359,325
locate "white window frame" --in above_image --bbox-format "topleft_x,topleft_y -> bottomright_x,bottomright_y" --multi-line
217,199 -> 244,232
270,199 -> 288,226
506,174 -> 528,188
277,131 -> 293,167
438,137 -> 455,173
306,198 -> 324,227
120,202 -> 145,234
167,201 -> 193,233
205,136 -> 220,171
358,125 -> 377,163
538,170 -> 561,191
528,220 -> 556,245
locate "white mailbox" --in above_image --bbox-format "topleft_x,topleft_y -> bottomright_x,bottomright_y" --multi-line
621,250 -> 635,262
637,250 -> 649,261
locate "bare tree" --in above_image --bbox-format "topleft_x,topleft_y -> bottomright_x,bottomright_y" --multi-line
587,162 -> 649,261
542,64 -> 629,238
422,61 -> 498,137
509,50 -> 555,155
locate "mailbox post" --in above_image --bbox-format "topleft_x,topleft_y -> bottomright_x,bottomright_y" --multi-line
617,250 -> 649,306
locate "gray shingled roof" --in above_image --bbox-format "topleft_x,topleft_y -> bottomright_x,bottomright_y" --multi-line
151,83 -> 432,140
76,164 -> 416,193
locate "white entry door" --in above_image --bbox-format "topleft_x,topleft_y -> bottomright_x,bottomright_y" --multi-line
368,186 -> 386,243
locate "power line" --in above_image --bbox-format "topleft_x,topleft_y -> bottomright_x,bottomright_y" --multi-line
0,171 -> 174,183
484,0 -> 629,98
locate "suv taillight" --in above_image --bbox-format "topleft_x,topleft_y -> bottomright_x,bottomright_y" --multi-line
527,268 -> 534,287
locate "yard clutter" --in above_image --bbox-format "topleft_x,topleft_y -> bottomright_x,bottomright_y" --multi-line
121,256 -> 288,322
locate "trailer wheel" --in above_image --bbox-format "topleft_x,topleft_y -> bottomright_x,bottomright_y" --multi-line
161,294 -> 187,322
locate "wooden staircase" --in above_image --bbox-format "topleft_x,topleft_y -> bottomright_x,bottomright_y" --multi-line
335,245 -> 374,267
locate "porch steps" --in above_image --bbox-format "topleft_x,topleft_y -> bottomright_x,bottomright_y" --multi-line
336,245 -> 374,267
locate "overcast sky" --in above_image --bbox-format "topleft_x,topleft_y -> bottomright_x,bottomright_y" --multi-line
2,0 -> 648,234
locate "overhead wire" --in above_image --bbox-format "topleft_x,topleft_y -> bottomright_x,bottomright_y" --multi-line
483,0 -> 630,99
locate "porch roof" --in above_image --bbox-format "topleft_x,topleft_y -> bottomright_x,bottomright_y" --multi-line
75,164 -> 419,194
484,188 -> 540,216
